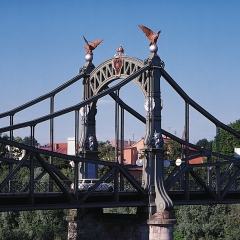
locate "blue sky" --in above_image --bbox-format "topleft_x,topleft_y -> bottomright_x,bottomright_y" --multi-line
0,1 -> 240,145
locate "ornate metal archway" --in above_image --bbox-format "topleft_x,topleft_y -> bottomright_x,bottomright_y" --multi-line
78,50 -> 152,175
88,56 -> 147,97
78,45 -> 172,218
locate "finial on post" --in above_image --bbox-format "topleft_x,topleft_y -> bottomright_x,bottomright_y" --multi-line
149,45 -> 158,53
83,36 -> 103,62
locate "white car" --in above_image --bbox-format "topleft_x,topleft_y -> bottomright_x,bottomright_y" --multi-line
71,179 -> 114,192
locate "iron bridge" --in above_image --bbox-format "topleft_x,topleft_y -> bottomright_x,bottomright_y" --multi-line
0,53 -> 240,212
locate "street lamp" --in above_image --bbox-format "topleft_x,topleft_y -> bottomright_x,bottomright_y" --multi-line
144,97 -> 155,112
69,160 -> 75,168
136,158 -> 143,167
164,160 -> 170,168
98,164 -> 104,169
175,157 -> 182,166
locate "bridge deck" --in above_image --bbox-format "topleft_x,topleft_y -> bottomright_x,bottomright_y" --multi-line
1,189 -> 240,212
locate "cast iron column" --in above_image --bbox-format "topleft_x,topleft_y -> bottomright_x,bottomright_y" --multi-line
143,51 -> 176,240
78,58 -> 99,179
67,58 -> 97,240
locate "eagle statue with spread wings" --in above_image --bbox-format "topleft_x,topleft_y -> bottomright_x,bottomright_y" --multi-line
138,25 -> 161,46
83,36 -> 103,55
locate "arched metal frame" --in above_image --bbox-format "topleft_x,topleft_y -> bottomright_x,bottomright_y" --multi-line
88,57 -> 147,97
80,53 -> 174,214
79,56 -> 149,179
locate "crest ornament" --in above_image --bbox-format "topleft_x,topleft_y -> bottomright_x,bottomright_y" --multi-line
85,134 -> 98,151
113,46 -> 125,76
151,131 -> 164,148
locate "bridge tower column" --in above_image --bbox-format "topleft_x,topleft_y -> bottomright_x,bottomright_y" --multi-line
78,57 -> 99,179
142,50 -> 176,239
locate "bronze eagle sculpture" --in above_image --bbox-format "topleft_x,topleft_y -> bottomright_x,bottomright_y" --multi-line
83,36 -> 103,55
138,25 -> 161,46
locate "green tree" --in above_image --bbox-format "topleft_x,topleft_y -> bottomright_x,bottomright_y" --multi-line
212,119 -> 240,157
98,141 -> 115,178
173,230 -> 184,240
163,139 -> 182,177
196,138 -> 213,150
224,204 -> 240,240
98,141 -> 115,162
0,134 -> 9,158
164,139 -> 182,161
0,210 -> 68,240
14,136 -> 38,146
175,204 -> 229,240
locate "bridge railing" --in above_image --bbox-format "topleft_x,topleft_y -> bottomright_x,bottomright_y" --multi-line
0,180 -> 72,194
168,179 -> 240,191
0,73 -> 84,119
0,179 -> 142,194
4,177 -> 239,194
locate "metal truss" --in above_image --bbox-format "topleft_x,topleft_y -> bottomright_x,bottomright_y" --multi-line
0,137 -> 147,211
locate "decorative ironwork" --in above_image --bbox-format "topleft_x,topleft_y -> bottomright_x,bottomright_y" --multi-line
113,57 -> 123,76
83,36 -> 103,55
151,131 -> 164,148
0,35 -> 239,214
113,46 -> 125,76
138,25 -> 161,46
85,134 -> 98,151
2,176 -> 240,195
88,56 -> 148,97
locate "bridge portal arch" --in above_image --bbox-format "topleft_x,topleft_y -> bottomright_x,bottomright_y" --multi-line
88,56 -> 148,97
79,53 -> 151,179
79,49 -> 173,217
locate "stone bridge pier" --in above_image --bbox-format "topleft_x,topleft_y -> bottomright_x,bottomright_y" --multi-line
67,208 -> 175,240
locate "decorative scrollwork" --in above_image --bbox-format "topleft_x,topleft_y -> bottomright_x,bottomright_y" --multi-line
85,134 -> 98,151
151,131 -> 164,148
79,67 -> 87,75
160,59 -> 165,68
144,58 -> 152,65
88,57 -> 148,97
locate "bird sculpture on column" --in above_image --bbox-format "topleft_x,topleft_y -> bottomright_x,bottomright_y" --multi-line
83,36 -> 103,55
138,25 -> 161,46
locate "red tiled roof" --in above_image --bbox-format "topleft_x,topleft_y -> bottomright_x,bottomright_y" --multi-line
109,139 -> 135,149
189,157 -> 203,164
55,147 -> 67,154
131,137 -> 144,146
39,144 -> 67,154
